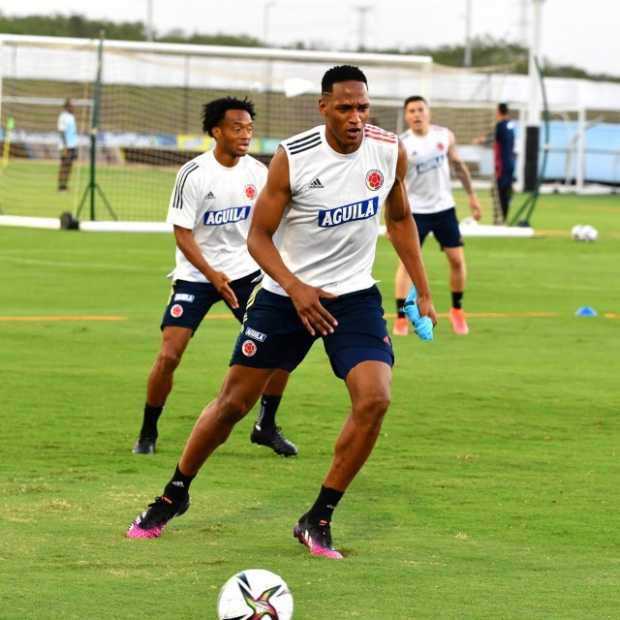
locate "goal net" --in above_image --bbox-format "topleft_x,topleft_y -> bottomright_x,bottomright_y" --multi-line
0,35 -> 432,224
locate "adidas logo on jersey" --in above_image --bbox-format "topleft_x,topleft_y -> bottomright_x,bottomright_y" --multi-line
302,177 -> 325,192
206,191 -> 216,200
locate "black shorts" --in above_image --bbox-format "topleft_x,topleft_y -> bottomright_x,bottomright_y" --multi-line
413,207 -> 463,249
230,285 -> 394,380
160,270 -> 262,333
61,148 -> 77,161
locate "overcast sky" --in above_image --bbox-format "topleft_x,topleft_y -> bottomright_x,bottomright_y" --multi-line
2,0 -> 618,77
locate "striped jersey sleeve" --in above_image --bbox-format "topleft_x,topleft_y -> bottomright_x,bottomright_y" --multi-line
282,128 -> 322,156
363,124 -> 398,144
166,160 -> 201,229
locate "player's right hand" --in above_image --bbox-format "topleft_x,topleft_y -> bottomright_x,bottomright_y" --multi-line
469,194 -> 482,221
286,280 -> 338,337
210,271 -> 239,309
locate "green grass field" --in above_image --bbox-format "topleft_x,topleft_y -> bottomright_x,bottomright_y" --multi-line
0,160 -> 175,221
1,191 -> 619,619
3,157 -> 618,229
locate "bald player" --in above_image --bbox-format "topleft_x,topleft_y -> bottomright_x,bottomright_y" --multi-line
393,96 -> 481,336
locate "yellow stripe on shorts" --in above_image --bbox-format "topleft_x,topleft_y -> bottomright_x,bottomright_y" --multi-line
245,282 -> 262,311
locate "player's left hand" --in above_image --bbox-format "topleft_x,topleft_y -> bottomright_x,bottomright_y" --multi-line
404,286 -> 436,341
469,194 -> 482,221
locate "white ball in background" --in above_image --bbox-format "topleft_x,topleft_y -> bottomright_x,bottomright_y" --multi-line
571,224 -> 599,242
571,224 -> 585,241
582,225 -> 599,242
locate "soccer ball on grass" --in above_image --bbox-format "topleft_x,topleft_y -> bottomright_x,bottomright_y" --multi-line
571,224 -> 598,242
217,569 -> 294,620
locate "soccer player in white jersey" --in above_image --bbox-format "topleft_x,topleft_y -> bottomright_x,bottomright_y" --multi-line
127,66 -> 437,559
132,97 -> 296,458
393,96 -> 482,336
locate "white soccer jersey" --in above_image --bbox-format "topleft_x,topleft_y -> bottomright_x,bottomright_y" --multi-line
262,124 -> 398,297
166,150 -> 266,283
400,125 -> 455,214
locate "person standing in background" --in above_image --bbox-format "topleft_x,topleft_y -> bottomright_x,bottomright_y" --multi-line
493,103 -> 516,224
57,98 -> 78,191
393,96 -> 481,337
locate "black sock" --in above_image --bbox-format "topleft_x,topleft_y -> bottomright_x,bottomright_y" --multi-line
396,298 -> 406,318
163,464 -> 195,502
451,291 -> 464,310
307,485 -> 344,523
256,395 -> 282,431
140,403 -> 163,439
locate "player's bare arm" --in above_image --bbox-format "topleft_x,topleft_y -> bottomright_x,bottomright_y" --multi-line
448,130 -> 482,220
247,147 -> 338,337
385,141 -> 437,324
173,225 -> 239,308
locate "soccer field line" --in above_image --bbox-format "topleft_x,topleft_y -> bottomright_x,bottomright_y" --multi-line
0,315 -> 128,322
1,255 -> 157,273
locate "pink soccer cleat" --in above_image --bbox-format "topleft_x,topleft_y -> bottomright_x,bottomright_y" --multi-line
126,494 -> 190,539
293,514 -> 343,560
449,308 -> 469,335
392,316 -> 409,336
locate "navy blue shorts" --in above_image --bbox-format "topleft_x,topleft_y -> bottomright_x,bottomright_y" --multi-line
413,207 -> 463,249
161,270 -> 262,333
230,285 -> 394,380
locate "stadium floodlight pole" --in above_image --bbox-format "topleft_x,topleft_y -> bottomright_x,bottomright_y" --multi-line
0,37 -> 3,141
77,31 -> 117,222
262,1 -> 276,46
262,1 -> 277,138
146,0 -> 155,42
519,0 -> 529,46
464,0 -> 473,67
354,5 -> 372,52
523,0 -> 545,193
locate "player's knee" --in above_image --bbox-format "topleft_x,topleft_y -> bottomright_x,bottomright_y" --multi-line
354,393 -> 390,428
157,348 -> 182,373
217,392 -> 251,425
448,253 -> 465,272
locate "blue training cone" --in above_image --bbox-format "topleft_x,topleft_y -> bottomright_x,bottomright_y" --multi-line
575,306 -> 598,317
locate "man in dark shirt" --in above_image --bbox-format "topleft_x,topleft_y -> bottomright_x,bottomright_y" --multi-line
493,103 -> 516,224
